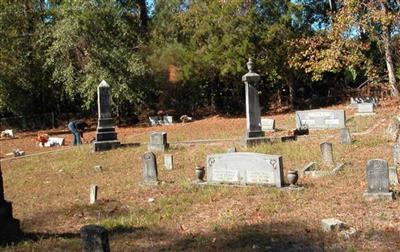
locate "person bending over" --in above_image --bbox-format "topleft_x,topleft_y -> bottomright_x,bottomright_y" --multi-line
67,120 -> 88,145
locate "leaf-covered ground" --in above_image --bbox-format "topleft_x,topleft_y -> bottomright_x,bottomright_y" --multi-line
1,101 -> 400,251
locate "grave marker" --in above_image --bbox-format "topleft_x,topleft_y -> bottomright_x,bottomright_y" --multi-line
320,142 -> 334,167
363,159 -> 393,201
356,103 -> 375,116
295,109 -> 346,129
261,118 -> 275,131
340,128 -> 352,144
90,185 -> 98,205
164,154 -> 173,170
143,152 -> 158,184
206,152 -> 284,187
92,80 -> 120,152
149,132 -> 168,152
80,225 -> 110,252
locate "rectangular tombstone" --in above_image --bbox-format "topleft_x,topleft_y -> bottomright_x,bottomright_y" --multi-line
261,118 -> 275,131
164,154 -> 173,170
320,142 -> 334,167
163,116 -> 173,125
363,159 -> 393,201
340,128 -> 352,144
356,103 -> 375,116
206,152 -> 284,187
295,110 -> 346,129
90,185 -> 98,205
148,132 -> 168,152
143,152 -> 158,184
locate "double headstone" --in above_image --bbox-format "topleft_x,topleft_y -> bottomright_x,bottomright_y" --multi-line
295,110 -> 346,129
143,152 -> 158,184
206,152 -> 284,187
80,225 -> 110,252
148,132 -> 168,152
243,59 -> 264,139
0,164 -> 21,244
363,159 -> 393,201
92,80 -> 120,152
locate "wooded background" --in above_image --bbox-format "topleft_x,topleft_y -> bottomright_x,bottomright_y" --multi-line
0,0 -> 399,123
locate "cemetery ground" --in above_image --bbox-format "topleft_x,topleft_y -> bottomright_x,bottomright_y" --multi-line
1,101 -> 400,251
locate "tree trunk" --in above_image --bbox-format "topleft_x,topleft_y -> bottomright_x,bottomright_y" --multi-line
381,2 -> 399,97
136,0 -> 148,33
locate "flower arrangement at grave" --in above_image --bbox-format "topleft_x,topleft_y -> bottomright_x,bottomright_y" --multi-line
36,131 -> 49,146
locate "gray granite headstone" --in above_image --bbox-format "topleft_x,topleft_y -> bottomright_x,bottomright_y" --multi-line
243,59 -> 264,138
261,118 -> 275,131
363,159 -> 393,201
80,225 -> 110,252
143,152 -> 158,184
92,80 -> 120,152
389,167 -> 399,185
392,143 -> 400,166
206,152 -> 284,187
164,154 -> 173,170
295,110 -> 346,129
320,142 -> 334,167
148,132 -> 168,152
0,164 -> 21,244
340,128 -> 352,144
356,103 -> 375,116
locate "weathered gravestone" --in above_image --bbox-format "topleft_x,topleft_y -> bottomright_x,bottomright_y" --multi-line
148,132 -> 168,152
0,164 -> 21,244
92,80 -> 120,152
261,118 -> 275,132
164,154 -> 173,170
356,103 -> 375,116
295,109 -> 346,129
389,167 -> 399,185
340,128 -> 352,144
80,225 -> 110,252
206,152 -> 284,187
363,159 -> 394,201
243,59 -> 264,139
392,143 -> 400,166
143,152 -> 158,184
320,142 -> 335,167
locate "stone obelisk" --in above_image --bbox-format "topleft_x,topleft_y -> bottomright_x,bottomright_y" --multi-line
92,80 -> 120,152
242,58 -> 264,140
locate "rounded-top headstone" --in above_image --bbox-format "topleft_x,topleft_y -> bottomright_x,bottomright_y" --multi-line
80,225 -> 110,252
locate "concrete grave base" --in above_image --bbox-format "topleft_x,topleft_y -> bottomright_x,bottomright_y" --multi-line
363,192 -> 394,201
242,135 -> 296,147
355,113 -> 376,117
92,140 -> 120,152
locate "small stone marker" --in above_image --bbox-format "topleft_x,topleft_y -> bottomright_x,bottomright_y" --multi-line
261,118 -> 275,131
340,128 -> 351,144
148,132 -> 168,152
321,218 -> 345,232
227,147 -> 236,153
320,142 -> 334,167
389,167 -> 399,185
392,143 -> 400,166
143,152 -> 158,184
295,109 -> 346,129
356,103 -> 375,116
90,185 -> 98,205
363,159 -> 393,201
80,225 -> 110,252
164,154 -> 173,170
206,152 -> 284,187
94,165 -> 103,172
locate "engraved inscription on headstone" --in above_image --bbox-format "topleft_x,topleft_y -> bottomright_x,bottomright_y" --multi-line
295,110 -> 346,129
207,152 -> 284,187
